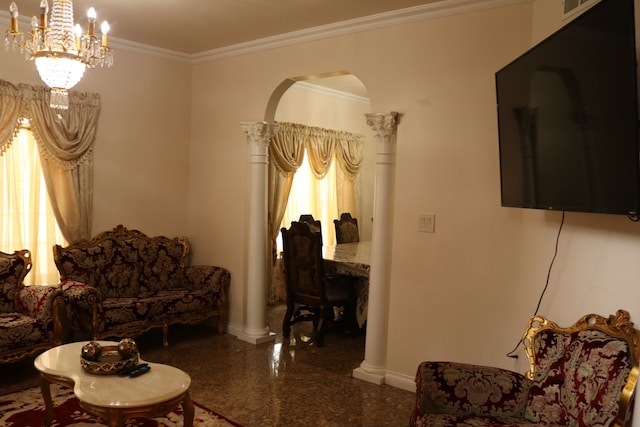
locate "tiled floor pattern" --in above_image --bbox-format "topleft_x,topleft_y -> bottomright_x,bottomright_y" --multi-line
0,304 -> 416,426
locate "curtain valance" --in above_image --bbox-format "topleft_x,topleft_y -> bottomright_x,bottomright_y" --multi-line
270,121 -> 364,178
0,80 -> 100,171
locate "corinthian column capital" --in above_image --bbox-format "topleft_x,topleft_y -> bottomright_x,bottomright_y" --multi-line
241,121 -> 280,148
365,112 -> 398,144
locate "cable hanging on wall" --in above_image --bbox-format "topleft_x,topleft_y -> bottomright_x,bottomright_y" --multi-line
506,210 -> 566,359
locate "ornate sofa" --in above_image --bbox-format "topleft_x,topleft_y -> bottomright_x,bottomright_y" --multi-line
0,250 -> 64,363
54,225 -> 230,347
410,310 -> 639,427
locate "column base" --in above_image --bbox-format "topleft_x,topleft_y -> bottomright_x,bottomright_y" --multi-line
237,328 -> 276,345
352,361 -> 385,385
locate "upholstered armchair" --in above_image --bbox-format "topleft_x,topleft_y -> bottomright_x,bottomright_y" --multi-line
410,310 -> 639,427
0,250 -> 64,363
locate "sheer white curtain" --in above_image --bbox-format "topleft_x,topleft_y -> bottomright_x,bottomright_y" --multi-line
0,126 -> 66,285
279,152 -> 338,247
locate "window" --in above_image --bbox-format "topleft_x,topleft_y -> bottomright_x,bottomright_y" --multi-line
0,121 -> 66,285
277,151 -> 339,250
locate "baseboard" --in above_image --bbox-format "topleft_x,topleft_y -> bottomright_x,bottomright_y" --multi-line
225,321 -> 243,337
384,369 -> 416,393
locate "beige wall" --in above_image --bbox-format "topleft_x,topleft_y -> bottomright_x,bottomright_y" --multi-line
3,0 -> 640,397
188,1 -> 539,370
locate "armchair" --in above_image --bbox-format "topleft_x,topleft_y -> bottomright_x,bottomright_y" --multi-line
0,250 -> 64,363
411,310 -> 640,427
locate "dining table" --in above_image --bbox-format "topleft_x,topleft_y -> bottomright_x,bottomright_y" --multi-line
323,241 -> 371,328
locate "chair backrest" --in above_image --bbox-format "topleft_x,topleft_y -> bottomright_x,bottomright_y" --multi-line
281,221 -> 326,307
521,309 -> 639,427
298,213 -> 322,233
298,214 -> 323,244
0,250 -> 32,312
53,225 -> 189,297
334,212 -> 359,244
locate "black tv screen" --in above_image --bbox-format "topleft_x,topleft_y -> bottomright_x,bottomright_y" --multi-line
496,0 -> 639,215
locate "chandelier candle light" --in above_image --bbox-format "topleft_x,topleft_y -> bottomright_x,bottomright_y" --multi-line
4,0 -> 113,109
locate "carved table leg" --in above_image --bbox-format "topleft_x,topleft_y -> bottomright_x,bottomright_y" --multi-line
183,391 -> 195,427
39,374 -> 54,427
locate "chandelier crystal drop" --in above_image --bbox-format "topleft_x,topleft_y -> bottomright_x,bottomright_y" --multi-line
4,0 -> 113,110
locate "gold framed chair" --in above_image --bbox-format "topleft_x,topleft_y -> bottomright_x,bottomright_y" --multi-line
410,309 -> 640,427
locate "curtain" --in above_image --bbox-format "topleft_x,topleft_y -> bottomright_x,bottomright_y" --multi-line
0,79 -> 101,243
0,128 -> 65,285
267,121 -> 365,304
268,122 -> 306,260
268,122 -> 365,247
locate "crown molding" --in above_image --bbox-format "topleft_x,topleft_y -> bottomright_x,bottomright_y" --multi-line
190,0 -> 531,63
294,81 -> 371,105
0,0 -> 530,65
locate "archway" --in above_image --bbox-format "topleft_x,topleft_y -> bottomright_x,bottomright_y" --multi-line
268,72 -> 375,245
241,73 -> 398,385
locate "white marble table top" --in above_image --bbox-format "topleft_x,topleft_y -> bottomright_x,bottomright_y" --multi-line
34,341 -> 191,408
323,240 -> 371,277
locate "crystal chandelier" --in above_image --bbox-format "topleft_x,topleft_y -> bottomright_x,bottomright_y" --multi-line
4,0 -> 113,110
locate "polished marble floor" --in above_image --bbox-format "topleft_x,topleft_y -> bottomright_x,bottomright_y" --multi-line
0,304 -> 416,426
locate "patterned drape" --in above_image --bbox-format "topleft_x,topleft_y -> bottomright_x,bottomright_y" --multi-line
0,79 -> 101,243
268,121 -> 365,304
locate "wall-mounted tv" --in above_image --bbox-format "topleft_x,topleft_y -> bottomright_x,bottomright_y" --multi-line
496,0 -> 639,215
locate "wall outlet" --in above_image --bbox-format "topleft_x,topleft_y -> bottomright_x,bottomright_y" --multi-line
418,213 -> 435,233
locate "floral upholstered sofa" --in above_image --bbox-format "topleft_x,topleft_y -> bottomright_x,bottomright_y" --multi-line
410,310 -> 639,427
0,250 -> 64,363
54,225 -> 230,347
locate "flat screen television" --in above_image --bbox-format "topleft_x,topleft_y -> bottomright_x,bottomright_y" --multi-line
496,0 -> 639,215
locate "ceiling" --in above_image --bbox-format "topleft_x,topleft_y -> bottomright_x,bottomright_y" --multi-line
1,0 -> 448,98
1,0 -> 445,54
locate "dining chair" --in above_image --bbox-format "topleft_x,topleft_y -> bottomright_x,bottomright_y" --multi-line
280,221 -> 357,346
298,213 -> 322,244
334,212 -> 359,244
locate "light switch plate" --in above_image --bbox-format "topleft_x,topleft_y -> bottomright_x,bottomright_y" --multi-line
418,213 -> 435,233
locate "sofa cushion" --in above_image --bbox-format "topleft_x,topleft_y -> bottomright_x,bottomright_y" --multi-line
102,288 -> 218,329
0,312 -> 48,352
0,253 -> 29,312
139,241 -> 187,293
525,329 -> 631,426
412,413 -> 547,427
0,283 -> 18,313
416,362 -> 530,419
103,296 -> 166,327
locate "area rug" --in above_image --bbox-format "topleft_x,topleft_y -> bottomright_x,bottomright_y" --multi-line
0,384 -> 242,427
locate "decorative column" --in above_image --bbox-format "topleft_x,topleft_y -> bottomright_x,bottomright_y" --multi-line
238,121 -> 279,344
353,112 -> 398,385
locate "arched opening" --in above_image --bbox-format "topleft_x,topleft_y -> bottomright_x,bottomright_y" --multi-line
265,70 -> 375,337
268,72 -> 374,245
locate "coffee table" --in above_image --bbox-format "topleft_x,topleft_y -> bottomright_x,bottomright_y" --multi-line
34,341 -> 194,427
